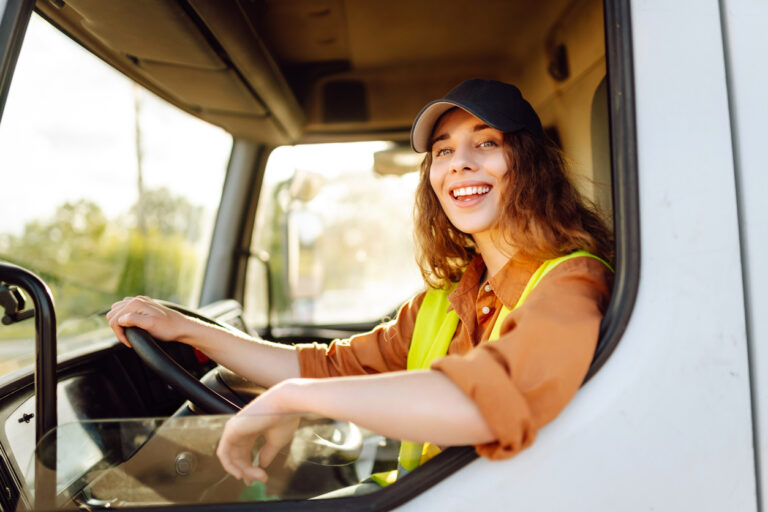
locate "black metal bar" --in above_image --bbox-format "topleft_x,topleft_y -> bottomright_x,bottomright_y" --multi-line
0,263 -> 57,441
0,262 -> 57,509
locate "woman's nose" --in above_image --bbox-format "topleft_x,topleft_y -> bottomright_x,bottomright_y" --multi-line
449,144 -> 477,174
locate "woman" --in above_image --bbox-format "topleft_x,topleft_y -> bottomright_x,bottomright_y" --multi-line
107,79 -> 613,486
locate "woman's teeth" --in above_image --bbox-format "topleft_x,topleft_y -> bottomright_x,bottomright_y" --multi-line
452,186 -> 491,199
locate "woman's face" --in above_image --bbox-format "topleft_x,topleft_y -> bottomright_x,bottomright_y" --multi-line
429,108 -> 509,240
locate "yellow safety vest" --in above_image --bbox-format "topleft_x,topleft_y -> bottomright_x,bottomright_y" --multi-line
370,250 -> 612,486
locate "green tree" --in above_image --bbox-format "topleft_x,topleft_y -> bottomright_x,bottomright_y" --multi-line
129,186 -> 204,242
0,190 -> 205,324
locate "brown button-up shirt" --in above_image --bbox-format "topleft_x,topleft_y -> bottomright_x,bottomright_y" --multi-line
296,254 -> 613,460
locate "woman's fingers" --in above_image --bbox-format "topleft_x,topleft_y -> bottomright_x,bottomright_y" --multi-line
107,298 -> 147,347
217,441 -> 250,481
257,442 -> 282,469
107,301 -> 132,346
219,447 -> 267,485
241,466 -> 268,486
216,412 -> 299,484
260,415 -> 300,468
217,419 -> 265,482
106,296 -> 186,347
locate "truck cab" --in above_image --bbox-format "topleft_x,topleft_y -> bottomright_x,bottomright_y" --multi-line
0,0 -> 766,510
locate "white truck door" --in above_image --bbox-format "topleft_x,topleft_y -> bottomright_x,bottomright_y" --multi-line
403,1 -> 757,510
721,1 -> 768,510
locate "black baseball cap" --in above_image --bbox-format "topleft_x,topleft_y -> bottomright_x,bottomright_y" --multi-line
410,79 -> 546,153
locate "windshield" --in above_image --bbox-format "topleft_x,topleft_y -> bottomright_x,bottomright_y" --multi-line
20,415 -> 397,509
0,14 -> 232,376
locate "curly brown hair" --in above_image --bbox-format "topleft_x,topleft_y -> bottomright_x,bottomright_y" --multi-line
414,130 -> 614,288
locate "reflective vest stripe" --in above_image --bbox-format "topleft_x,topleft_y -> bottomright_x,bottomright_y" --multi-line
489,250 -> 612,340
406,282 -> 458,371
370,251 -> 612,486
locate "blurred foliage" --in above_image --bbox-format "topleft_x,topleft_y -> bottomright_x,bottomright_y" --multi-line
316,172 -> 414,293
0,190 -> 204,341
262,179 -> 291,318
130,187 -> 204,242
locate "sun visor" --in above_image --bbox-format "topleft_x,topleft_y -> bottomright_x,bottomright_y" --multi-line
37,0 -> 304,143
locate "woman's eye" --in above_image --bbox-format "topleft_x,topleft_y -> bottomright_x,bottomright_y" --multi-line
479,140 -> 498,148
434,148 -> 452,157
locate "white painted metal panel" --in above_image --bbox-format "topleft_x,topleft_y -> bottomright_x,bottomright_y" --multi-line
400,1 -> 756,510
721,0 -> 768,510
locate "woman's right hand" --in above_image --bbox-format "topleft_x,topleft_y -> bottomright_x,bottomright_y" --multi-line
107,296 -> 197,348
216,381 -> 302,484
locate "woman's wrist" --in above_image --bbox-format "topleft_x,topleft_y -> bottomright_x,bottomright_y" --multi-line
177,316 -> 246,350
175,316 -> 214,347
248,378 -> 314,416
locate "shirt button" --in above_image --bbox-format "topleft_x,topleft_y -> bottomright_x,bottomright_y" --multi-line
484,284 -> 492,292
481,306 -> 491,315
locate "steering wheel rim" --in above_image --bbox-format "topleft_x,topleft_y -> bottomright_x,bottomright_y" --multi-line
124,311 -> 240,414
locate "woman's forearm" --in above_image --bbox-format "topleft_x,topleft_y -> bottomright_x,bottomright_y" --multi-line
110,297 -> 301,387
260,371 -> 495,446
180,320 -> 301,387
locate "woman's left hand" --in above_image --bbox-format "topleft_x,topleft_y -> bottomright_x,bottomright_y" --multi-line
216,386 -> 301,484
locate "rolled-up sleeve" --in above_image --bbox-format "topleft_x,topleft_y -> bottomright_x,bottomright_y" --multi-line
296,291 -> 425,377
431,258 -> 613,460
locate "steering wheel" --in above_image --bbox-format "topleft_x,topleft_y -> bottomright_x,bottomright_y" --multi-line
123,303 -> 241,415
125,327 -> 240,414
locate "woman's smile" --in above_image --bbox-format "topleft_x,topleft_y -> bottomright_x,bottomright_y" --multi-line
449,182 -> 493,205
451,183 -> 492,200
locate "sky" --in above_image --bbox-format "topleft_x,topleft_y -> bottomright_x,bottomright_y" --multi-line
0,14 -> 233,235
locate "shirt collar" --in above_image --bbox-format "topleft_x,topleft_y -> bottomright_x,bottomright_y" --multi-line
449,253 -> 542,310
490,253 -> 540,308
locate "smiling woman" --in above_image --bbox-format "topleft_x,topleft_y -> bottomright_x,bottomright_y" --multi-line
414,82 -> 612,290
0,13 -> 231,376
108,79 -> 614,493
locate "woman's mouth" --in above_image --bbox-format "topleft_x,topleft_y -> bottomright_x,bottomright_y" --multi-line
451,185 -> 491,201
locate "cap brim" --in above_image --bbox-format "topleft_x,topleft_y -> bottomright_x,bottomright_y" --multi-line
410,99 -> 503,153
410,101 -> 459,153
